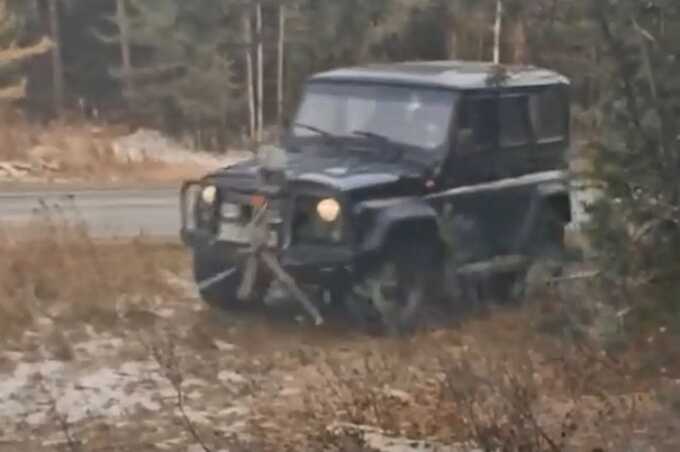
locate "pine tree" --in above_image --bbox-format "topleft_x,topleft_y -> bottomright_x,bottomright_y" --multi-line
0,0 -> 52,102
589,0 -> 680,308
122,0 -> 242,149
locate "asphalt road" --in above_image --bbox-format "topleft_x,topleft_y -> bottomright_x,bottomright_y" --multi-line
0,187 -> 182,240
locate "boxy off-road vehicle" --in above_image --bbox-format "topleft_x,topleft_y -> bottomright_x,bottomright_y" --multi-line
180,61 -> 574,333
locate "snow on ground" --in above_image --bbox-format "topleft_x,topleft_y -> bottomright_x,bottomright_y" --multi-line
111,129 -> 252,167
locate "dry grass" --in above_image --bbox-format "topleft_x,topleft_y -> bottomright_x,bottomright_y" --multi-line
0,110 -> 209,185
0,208 -> 188,340
0,110 -> 119,164
240,306 -> 680,452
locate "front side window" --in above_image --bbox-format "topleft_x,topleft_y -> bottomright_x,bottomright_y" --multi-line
292,82 -> 458,151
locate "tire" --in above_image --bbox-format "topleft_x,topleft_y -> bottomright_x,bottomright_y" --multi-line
509,205 -> 568,302
192,242 -> 268,310
347,241 -> 438,336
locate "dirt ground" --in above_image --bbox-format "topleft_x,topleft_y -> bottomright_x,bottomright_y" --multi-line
1,291 -> 678,451
0,229 -> 679,452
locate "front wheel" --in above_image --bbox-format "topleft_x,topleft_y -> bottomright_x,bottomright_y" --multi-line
192,243 -> 268,310
347,242 -> 439,336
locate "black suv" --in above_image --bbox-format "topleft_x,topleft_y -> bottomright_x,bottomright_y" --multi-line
180,61 -> 573,331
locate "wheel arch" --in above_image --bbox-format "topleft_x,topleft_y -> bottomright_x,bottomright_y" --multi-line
357,198 -> 444,260
539,182 -> 572,225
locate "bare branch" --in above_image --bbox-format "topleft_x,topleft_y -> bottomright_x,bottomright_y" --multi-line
0,36 -> 53,65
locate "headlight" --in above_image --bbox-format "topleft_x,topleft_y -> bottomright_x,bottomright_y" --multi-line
317,198 -> 341,222
201,185 -> 217,205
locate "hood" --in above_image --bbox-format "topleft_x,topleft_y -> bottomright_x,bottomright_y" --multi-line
209,150 -> 429,192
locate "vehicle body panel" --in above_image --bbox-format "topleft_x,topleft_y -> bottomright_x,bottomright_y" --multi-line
180,60 -> 574,295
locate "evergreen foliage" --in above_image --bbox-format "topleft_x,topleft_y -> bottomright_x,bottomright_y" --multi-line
588,0 -> 680,328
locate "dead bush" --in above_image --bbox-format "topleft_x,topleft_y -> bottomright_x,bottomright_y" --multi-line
256,325 -> 661,452
438,352 -> 580,452
0,203 -> 187,339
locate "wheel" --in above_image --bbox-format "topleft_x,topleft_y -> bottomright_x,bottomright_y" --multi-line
511,204 -> 569,301
347,241 -> 438,336
192,242 -> 268,310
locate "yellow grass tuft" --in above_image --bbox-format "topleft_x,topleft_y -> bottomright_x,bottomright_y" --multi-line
0,210 -> 188,340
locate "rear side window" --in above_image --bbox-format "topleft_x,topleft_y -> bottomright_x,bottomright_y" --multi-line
459,96 -> 498,152
499,95 -> 531,147
529,87 -> 567,142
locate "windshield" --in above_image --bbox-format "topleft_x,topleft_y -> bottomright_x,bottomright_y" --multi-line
291,82 -> 458,151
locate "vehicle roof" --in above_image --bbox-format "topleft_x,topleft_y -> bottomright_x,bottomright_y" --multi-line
309,60 -> 569,90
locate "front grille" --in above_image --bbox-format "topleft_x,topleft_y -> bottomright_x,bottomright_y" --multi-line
216,195 -> 283,247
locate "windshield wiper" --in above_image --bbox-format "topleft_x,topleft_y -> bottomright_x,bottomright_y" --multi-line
351,130 -> 392,143
351,130 -> 404,160
294,122 -> 338,140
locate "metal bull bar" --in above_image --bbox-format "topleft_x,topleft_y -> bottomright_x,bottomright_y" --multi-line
236,197 -> 324,326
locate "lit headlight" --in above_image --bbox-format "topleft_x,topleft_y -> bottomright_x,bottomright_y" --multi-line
317,198 -> 341,222
201,185 -> 217,205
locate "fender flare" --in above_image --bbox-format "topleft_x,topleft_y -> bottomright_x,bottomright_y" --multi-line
357,197 -> 442,255
513,181 -> 571,254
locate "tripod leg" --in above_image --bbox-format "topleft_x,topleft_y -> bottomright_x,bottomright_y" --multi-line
261,252 -> 324,326
237,254 -> 259,301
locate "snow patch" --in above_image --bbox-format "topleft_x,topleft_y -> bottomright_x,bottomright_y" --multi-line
0,358 -> 169,427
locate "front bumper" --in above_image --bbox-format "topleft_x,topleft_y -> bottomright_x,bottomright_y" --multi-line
179,180 -> 356,276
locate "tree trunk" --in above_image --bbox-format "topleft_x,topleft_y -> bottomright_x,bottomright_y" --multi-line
116,0 -> 134,98
243,9 -> 255,142
511,18 -> 528,64
478,32 -> 485,60
277,3 -> 286,127
443,5 -> 457,59
27,0 -> 40,29
48,0 -> 64,117
493,0 -> 503,64
256,2 -> 264,143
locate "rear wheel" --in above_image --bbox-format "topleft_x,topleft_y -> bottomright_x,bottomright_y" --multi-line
514,203 -> 570,300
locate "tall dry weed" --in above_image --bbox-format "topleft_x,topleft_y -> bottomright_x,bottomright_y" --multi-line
0,203 -> 186,339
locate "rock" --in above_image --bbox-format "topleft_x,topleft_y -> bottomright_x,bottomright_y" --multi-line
9,161 -> 32,172
213,340 -> 237,352
218,370 -> 248,385
110,128 -> 251,167
38,159 -> 61,172
218,405 -> 249,418
382,387 -> 413,404
279,387 -> 302,397
182,378 -> 207,389
26,145 -> 62,163
327,423 -> 479,452
0,161 -> 29,178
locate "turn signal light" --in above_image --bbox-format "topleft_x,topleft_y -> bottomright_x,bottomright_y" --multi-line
250,195 -> 266,208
